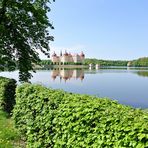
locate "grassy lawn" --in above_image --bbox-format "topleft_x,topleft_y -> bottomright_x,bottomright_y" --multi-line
0,110 -> 21,148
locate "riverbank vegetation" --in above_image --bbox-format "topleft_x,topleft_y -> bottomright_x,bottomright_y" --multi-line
84,58 -> 128,66
39,60 -> 52,66
13,83 -> 148,147
130,57 -> 148,67
39,57 -> 148,67
84,57 -> 148,67
19,57 -> 148,70
39,59 -> 129,67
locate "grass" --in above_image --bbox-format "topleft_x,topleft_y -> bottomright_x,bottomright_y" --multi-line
0,110 -> 21,148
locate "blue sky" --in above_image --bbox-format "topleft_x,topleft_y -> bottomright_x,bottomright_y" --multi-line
42,0 -> 148,60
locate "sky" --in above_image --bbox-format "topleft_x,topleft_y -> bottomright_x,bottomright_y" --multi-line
40,0 -> 148,60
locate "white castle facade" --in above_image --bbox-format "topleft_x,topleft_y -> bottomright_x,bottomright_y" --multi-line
51,51 -> 85,64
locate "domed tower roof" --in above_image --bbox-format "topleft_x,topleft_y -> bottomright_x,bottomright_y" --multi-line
64,50 -> 68,56
80,51 -> 85,57
68,52 -> 72,56
52,51 -> 57,57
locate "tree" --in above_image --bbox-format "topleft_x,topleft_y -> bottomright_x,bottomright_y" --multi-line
0,0 -> 55,81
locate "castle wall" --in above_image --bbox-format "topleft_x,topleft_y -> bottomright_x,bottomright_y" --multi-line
60,55 -> 69,63
51,52 -> 85,64
73,55 -> 82,63
69,56 -> 74,63
80,56 -> 84,63
51,56 -> 60,63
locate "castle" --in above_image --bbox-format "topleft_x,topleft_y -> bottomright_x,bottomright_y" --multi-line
51,51 -> 85,64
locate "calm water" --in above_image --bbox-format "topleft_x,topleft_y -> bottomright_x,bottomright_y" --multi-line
1,68 -> 148,108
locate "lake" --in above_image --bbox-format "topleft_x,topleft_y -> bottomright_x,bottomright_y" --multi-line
1,68 -> 148,109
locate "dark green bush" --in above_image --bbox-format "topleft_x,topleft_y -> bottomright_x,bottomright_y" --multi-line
0,77 -> 16,113
13,84 -> 148,148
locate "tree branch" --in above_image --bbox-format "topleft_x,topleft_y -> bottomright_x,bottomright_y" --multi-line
0,0 -> 8,25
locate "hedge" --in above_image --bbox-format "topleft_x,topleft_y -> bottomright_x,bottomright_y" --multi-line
13,84 -> 148,148
0,76 -> 16,113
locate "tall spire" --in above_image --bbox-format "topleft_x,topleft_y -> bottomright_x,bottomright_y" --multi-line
52,51 -> 56,57
64,50 -> 68,56
80,51 -> 85,57
60,50 -> 62,56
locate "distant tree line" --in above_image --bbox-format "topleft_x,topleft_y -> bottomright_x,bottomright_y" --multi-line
130,57 -> 148,67
39,60 -> 83,66
39,57 -> 148,67
84,58 -> 128,66
39,60 -> 52,65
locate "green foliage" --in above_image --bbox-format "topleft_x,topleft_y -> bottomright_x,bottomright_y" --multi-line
39,60 -> 52,66
50,62 -> 83,65
131,57 -> 148,67
0,0 -> 55,82
13,84 -> 148,147
0,110 -> 20,148
0,77 -> 16,114
84,58 -> 128,66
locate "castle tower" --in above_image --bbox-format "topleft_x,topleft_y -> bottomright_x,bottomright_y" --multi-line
80,51 -> 85,63
60,51 -> 62,57
51,51 -> 59,64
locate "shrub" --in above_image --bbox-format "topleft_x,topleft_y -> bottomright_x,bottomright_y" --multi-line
13,84 -> 148,148
0,77 -> 16,113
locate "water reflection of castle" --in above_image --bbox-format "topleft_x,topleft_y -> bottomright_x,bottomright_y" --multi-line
51,69 -> 84,82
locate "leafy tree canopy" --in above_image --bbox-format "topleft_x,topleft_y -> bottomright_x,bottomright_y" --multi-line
0,0 -> 55,81
131,57 -> 148,67
84,58 -> 128,66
